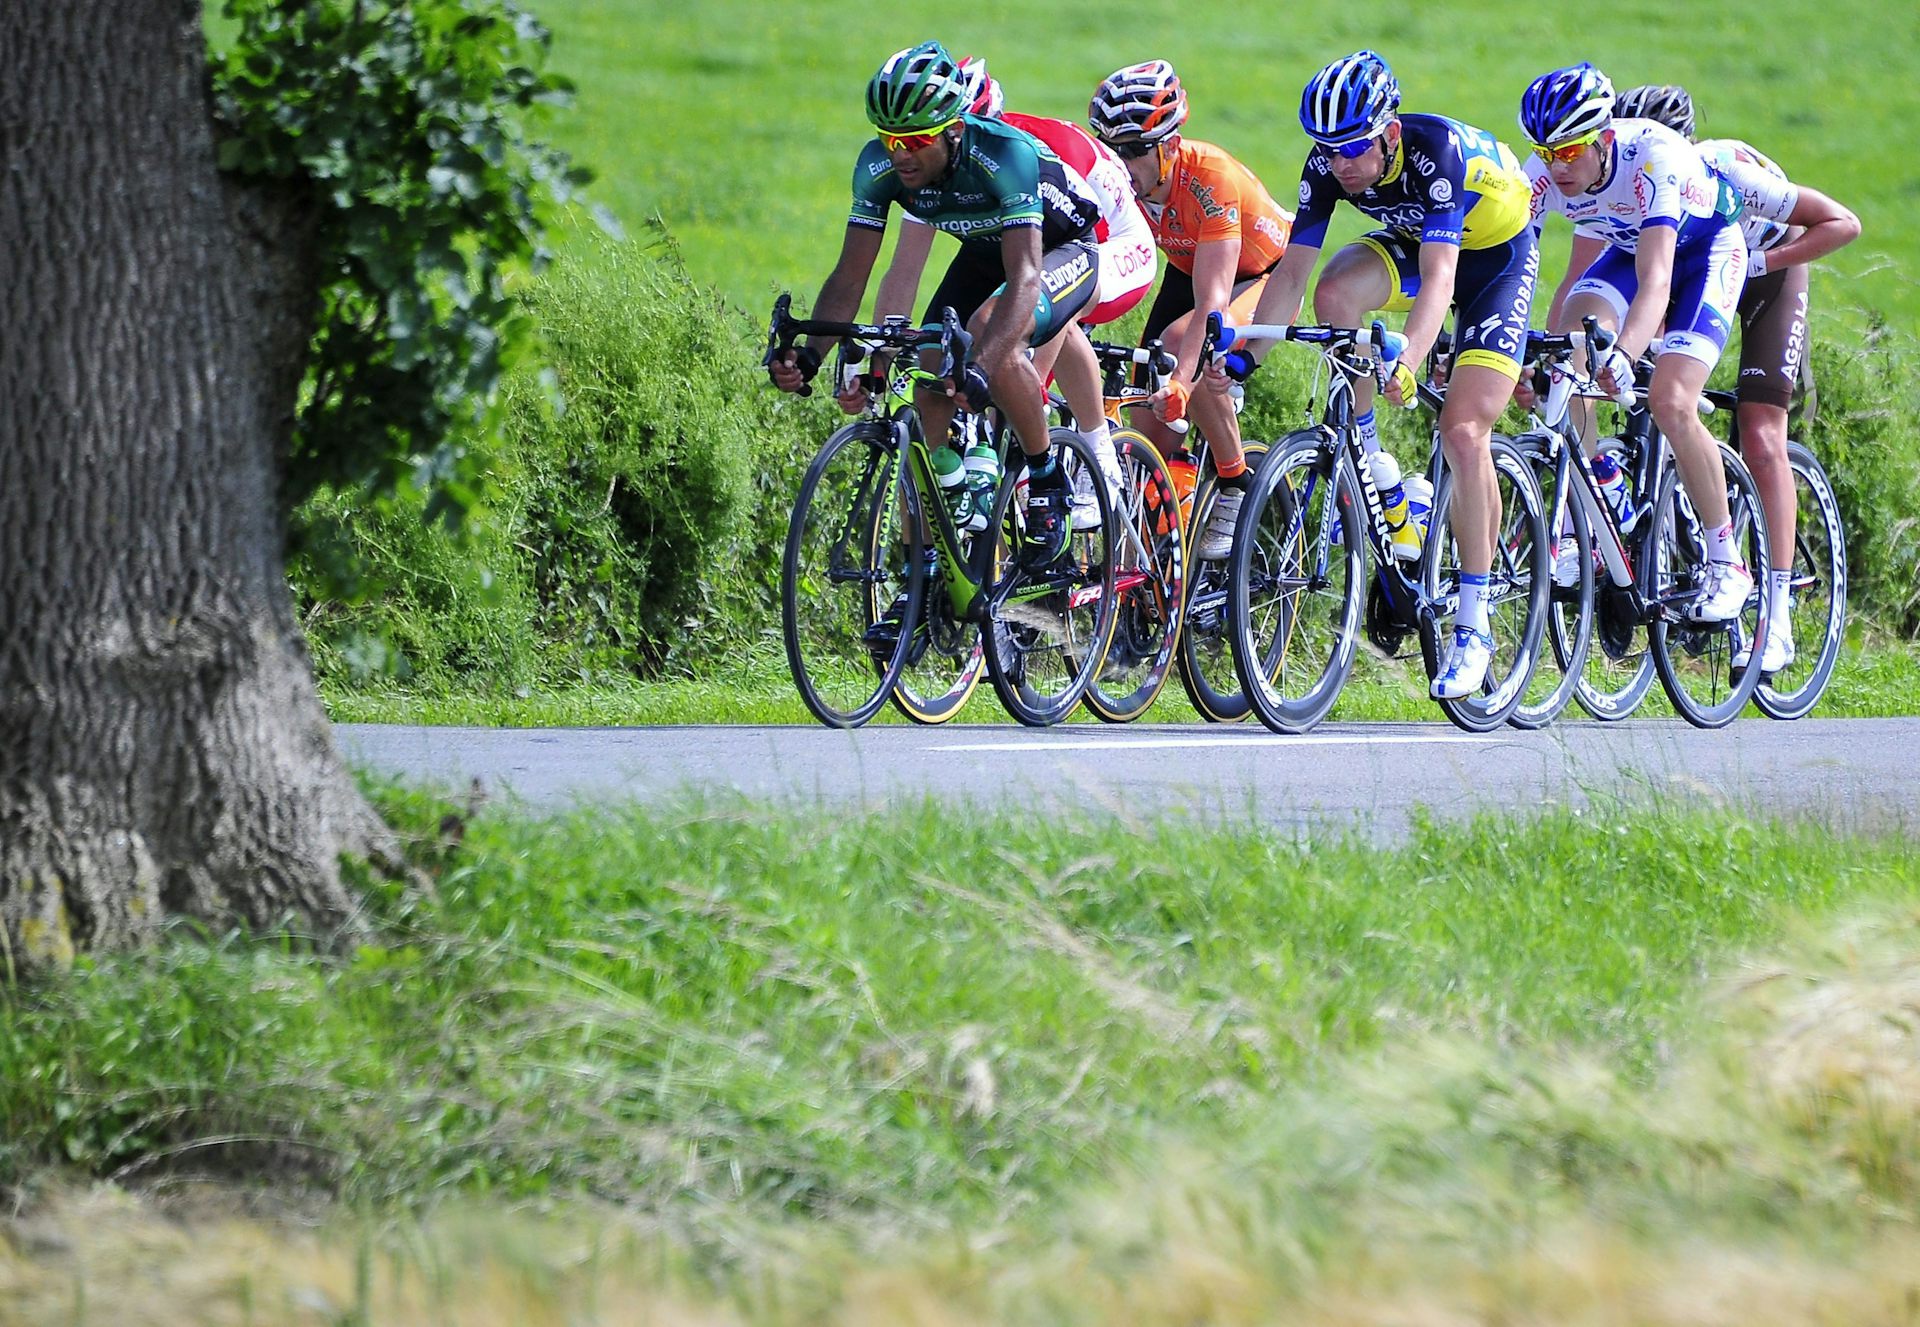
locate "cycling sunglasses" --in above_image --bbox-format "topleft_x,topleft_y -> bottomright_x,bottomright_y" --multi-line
1318,133 -> 1381,160
878,119 -> 960,154
1110,138 -> 1160,161
1530,130 -> 1602,165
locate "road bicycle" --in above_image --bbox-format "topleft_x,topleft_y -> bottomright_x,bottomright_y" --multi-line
1513,320 -> 1775,728
765,294 -> 1118,728
1203,314 -> 1549,734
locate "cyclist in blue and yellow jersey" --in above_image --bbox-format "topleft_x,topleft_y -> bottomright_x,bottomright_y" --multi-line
768,41 -> 1102,572
1227,50 -> 1540,699
1605,83 -> 1860,676
1521,63 -> 1753,625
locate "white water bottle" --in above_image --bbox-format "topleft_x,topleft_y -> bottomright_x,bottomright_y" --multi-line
1368,452 -> 1420,560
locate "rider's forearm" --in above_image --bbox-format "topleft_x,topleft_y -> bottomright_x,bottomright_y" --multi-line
1243,247 -> 1316,362
1762,215 -> 1861,272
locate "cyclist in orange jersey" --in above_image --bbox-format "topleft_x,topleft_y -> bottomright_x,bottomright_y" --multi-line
1090,60 -> 1294,559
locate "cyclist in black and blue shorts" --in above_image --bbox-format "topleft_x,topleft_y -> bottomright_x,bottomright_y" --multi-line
768,40 -> 1101,566
1226,50 -> 1540,699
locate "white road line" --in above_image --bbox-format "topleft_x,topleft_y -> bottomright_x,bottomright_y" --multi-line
931,733 -> 1485,753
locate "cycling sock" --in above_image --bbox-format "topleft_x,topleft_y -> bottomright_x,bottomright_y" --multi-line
1214,454 -> 1248,482
1356,409 -> 1382,456
1026,449 -> 1061,488
1456,571 -> 1491,636
1770,567 -> 1793,620
1704,520 -> 1739,565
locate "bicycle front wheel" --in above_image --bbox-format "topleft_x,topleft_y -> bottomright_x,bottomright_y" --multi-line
1082,430 -> 1187,723
1754,441 -> 1847,720
1177,438 -> 1270,721
1649,442 -> 1770,728
1228,431 -> 1362,734
889,467 -> 986,725
1508,432 -> 1593,730
982,428 -> 1120,726
1422,436 -> 1550,733
781,422 -> 920,728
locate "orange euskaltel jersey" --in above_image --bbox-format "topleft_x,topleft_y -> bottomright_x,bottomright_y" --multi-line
1144,139 -> 1293,277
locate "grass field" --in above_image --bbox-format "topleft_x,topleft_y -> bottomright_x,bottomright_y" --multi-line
532,0 -> 1920,325
5,790 -> 1919,1321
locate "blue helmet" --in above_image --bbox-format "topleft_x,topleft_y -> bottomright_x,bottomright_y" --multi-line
1518,63 -> 1615,145
1298,50 -> 1401,145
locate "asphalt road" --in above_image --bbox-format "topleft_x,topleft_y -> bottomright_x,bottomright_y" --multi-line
337,719 -> 1920,838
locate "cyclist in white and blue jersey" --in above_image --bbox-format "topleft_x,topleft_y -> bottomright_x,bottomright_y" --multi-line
1521,63 -> 1754,623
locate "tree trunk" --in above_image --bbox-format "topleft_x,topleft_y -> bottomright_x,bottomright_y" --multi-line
0,0 -> 387,976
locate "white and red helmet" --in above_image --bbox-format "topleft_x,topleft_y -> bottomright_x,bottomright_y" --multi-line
957,55 -> 1004,119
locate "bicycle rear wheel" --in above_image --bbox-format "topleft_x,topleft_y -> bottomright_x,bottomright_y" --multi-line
1753,441 -> 1847,720
781,422 -> 921,728
982,428 -> 1120,726
1082,430 -> 1186,723
1573,438 -> 1658,721
1649,442 -> 1770,728
1177,438 -> 1270,721
1422,436 -> 1550,733
1228,430 -> 1363,734
1508,432 -> 1593,729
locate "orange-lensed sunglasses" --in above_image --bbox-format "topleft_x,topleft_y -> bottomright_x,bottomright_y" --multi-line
878,119 -> 960,154
1530,130 -> 1601,165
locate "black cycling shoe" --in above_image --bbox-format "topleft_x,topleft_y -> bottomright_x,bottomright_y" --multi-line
1020,485 -> 1074,573
864,592 -> 929,667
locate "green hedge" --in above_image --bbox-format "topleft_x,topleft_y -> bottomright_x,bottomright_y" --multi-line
295,224 -> 834,691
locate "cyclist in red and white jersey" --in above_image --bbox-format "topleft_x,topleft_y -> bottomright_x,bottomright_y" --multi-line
1611,83 -> 1860,676
870,56 -> 1156,521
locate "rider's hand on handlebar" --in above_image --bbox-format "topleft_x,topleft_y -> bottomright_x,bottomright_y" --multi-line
1217,348 -> 1257,383
1595,346 -> 1633,398
1152,379 -> 1192,423
768,345 -> 821,394
1510,370 -> 1541,412
946,363 -> 992,412
1383,360 -> 1418,408
835,375 -> 876,415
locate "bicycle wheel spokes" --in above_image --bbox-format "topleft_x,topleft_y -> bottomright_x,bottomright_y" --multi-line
983,431 -> 1119,726
1510,436 -> 1593,730
1755,442 -> 1847,720
1424,438 -> 1548,733
1083,431 -> 1186,723
782,425 -> 911,727
1650,443 -> 1768,728
1574,440 -> 1657,721
1176,438 -> 1269,721
1230,434 -> 1361,734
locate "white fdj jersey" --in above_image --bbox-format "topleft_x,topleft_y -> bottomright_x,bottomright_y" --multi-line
1525,118 -> 1742,253
1696,138 -> 1799,254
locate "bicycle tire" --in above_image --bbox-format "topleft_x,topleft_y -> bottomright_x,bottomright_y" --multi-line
1176,438 -> 1270,722
1648,441 -> 1770,728
1572,438 -> 1658,721
1753,441 -> 1847,720
1422,436 -> 1551,733
981,428 -> 1120,726
1082,430 -> 1187,723
781,422 -> 922,728
1508,432 -> 1594,729
1227,430 -> 1363,734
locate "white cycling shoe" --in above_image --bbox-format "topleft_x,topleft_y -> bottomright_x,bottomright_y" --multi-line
1194,487 -> 1243,560
1431,625 -> 1494,700
1067,432 -> 1126,530
1689,559 -> 1755,623
1551,534 -> 1584,588
1733,616 -> 1797,676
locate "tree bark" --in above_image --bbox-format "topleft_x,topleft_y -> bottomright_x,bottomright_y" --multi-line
0,0 -> 387,976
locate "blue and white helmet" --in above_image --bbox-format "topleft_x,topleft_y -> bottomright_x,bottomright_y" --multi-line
1298,50 -> 1400,145
1518,63 -> 1615,145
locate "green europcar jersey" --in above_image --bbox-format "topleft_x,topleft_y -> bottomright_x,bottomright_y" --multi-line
849,114 -> 1099,249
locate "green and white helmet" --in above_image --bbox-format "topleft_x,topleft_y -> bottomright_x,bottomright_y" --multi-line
865,42 -> 970,132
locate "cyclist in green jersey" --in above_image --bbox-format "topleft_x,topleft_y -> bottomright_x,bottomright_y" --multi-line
769,42 -> 1102,566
